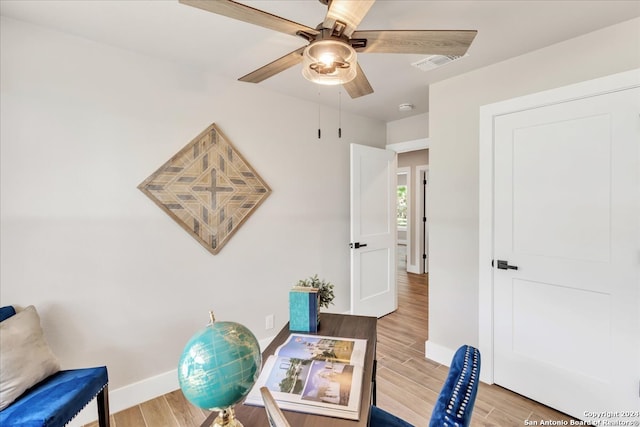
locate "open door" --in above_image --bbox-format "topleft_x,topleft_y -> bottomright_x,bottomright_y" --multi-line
350,144 -> 397,318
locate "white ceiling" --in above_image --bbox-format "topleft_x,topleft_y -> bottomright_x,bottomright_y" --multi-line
1,0 -> 639,122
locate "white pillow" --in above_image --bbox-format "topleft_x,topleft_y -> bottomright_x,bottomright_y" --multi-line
0,305 -> 61,410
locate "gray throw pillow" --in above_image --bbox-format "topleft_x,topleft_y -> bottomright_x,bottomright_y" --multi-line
0,305 -> 61,410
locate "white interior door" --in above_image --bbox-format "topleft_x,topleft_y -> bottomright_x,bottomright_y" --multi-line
350,143 -> 397,318
493,85 -> 640,419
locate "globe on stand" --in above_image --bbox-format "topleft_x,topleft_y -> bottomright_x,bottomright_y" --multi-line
178,312 -> 262,427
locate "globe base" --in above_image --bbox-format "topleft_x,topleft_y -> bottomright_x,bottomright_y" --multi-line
211,420 -> 243,427
210,407 -> 244,427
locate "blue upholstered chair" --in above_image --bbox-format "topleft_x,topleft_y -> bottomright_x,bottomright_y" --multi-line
369,345 -> 481,427
0,306 -> 110,427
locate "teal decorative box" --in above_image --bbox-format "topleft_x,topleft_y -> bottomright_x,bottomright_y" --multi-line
289,287 -> 319,333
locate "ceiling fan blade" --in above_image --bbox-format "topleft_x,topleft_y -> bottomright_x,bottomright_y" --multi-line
352,30 -> 477,56
343,64 -> 374,99
238,47 -> 306,83
180,0 -> 319,38
324,0 -> 375,38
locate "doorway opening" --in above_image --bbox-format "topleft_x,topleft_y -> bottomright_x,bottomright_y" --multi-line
396,150 -> 428,275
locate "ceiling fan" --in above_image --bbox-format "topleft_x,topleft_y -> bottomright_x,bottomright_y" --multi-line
179,0 -> 477,98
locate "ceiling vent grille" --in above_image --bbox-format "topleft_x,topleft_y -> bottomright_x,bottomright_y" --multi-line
411,54 -> 466,72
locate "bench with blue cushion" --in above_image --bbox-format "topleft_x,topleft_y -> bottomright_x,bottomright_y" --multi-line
0,306 -> 110,427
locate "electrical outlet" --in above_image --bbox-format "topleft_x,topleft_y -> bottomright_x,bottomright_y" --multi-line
265,314 -> 274,330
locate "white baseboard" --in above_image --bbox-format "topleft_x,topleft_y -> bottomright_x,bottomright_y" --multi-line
424,340 -> 455,367
68,336 -> 275,426
68,369 -> 180,426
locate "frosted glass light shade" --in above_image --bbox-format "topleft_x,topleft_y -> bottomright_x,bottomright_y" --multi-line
302,40 -> 357,85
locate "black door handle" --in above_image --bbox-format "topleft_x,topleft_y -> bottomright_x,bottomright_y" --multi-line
496,260 -> 518,270
350,242 -> 368,249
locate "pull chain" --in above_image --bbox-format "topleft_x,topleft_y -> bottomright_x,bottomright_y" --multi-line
317,91 -> 321,139
338,90 -> 342,138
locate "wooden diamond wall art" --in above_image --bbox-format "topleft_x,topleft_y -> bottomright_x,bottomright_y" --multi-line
138,123 -> 271,254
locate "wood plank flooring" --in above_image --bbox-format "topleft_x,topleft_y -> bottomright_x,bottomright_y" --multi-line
85,250 -> 575,427
376,264 -> 576,426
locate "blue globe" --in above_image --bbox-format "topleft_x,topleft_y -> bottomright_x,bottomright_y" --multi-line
178,320 -> 261,411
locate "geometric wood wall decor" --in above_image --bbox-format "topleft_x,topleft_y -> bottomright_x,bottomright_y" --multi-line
138,123 -> 271,254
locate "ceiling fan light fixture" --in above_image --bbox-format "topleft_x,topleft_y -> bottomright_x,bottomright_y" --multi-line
302,39 -> 357,86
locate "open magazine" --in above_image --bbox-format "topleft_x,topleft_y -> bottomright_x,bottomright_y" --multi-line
244,333 -> 368,420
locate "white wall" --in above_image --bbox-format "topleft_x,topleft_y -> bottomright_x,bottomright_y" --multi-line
386,113 -> 428,144
426,17 -> 640,363
0,16 -> 386,419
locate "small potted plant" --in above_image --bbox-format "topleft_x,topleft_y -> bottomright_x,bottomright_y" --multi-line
295,274 -> 335,309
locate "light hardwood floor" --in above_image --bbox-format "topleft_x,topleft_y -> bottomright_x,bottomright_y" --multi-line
376,265 -> 575,426
85,254 -> 575,427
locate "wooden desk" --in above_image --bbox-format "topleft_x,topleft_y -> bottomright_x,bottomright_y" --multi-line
200,313 -> 377,427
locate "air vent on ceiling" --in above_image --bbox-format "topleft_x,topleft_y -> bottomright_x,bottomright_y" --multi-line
411,54 -> 467,72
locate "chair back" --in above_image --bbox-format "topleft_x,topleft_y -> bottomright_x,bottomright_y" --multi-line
260,387 -> 291,427
429,345 -> 481,427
